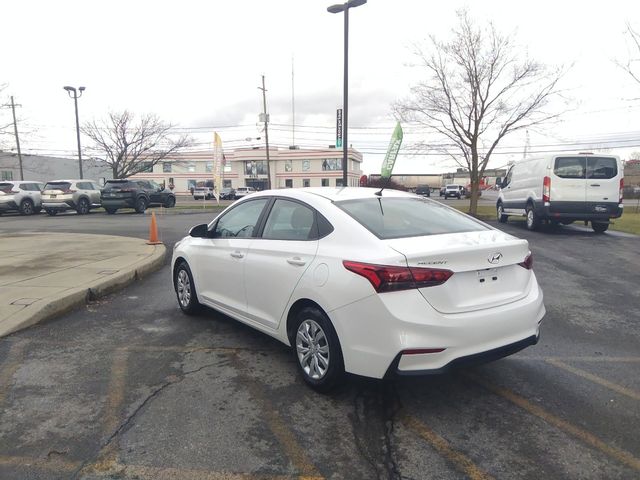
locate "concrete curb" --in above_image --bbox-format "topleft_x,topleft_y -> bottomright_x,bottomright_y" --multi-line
0,244 -> 166,338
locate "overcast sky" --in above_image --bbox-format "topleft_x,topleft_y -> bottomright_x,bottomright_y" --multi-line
2,0 -> 640,174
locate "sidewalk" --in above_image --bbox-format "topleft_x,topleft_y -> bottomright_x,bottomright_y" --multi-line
0,232 -> 166,337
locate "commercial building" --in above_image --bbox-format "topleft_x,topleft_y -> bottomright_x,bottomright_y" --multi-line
0,152 -> 112,183
130,146 -> 363,193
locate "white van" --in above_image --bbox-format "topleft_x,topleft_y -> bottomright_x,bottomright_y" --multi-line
497,153 -> 623,232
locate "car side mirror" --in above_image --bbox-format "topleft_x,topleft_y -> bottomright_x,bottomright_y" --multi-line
189,223 -> 209,238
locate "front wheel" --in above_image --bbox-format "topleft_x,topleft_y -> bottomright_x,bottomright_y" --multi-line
592,222 -> 609,233
526,204 -> 540,231
174,261 -> 200,315
293,307 -> 344,393
164,196 -> 176,208
497,203 -> 508,223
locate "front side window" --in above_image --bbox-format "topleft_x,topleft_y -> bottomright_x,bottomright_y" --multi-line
262,199 -> 316,241
213,198 -> 269,238
337,197 -> 488,239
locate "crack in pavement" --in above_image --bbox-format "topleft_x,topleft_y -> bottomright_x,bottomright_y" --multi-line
72,358 -> 222,479
349,381 -> 403,480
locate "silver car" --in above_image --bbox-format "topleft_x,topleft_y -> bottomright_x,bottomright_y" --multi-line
41,179 -> 102,215
0,180 -> 44,216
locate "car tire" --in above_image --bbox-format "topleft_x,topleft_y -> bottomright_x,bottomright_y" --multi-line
105,207 -> 117,215
164,196 -> 176,208
497,203 -> 508,223
76,197 -> 90,215
292,307 -> 344,393
19,199 -> 34,216
135,197 -> 147,214
592,222 -> 609,233
46,209 -> 58,216
526,203 -> 540,231
174,261 -> 201,315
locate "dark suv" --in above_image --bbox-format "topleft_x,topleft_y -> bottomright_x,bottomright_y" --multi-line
101,179 -> 176,214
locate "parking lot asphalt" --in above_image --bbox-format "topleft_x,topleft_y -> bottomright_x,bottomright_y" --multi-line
0,208 -> 639,479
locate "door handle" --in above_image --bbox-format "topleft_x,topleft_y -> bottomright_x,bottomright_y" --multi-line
590,184 -> 600,187
287,257 -> 306,266
230,251 -> 244,259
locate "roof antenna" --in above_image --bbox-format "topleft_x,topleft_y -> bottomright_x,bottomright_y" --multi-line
375,175 -> 391,196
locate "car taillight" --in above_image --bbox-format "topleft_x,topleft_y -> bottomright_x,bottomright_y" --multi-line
518,253 -> 533,270
619,178 -> 624,204
342,260 -> 453,293
63,189 -> 77,194
542,176 -> 551,203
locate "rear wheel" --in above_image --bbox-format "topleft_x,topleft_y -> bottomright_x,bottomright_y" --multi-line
76,198 -> 90,215
592,222 -> 609,233
164,196 -> 176,208
174,261 -> 200,314
497,203 -> 508,223
135,197 -> 147,213
526,204 -> 540,231
293,307 -> 344,393
20,199 -> 34,216
46,209 -> 58,216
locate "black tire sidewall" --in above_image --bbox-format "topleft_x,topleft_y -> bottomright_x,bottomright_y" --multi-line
592,222 -> 608,233
77,198 -> 89,215
136,197 -> 147,213
174,261 -> 200,314
20,199 -> 34,215
292,307 -> 344,393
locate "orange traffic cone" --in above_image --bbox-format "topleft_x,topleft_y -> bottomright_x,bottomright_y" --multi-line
147,212 -> 163,245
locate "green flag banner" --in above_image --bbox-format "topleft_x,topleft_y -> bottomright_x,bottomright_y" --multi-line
380,122 -> 403,179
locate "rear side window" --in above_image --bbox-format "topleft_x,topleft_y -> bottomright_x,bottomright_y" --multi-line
0,183 -> 14,193
337,198 -> 488,239
262,199 -> 316,241
587,157 -> 617,179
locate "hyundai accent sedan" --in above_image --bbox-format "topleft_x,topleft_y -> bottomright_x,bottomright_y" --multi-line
172,188 -> 545,392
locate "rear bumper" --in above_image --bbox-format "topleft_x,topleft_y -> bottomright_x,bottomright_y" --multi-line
538,201 -> 623,221
329,273 -> 545,379
101,198 -> 135,208
43,201 -> 75,210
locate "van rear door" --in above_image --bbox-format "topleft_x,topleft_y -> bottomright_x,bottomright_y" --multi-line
551,156 -> 586,203
585,156 -> 620,207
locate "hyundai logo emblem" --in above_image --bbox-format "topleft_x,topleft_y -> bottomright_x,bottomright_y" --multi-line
488,252 -> 503,264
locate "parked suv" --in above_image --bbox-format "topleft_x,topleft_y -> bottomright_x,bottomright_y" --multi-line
443,184 -> 463,199
234,186 -> 256,198
220,187 -> 236,200
0,181 -> 44,216
193,186 -> 214,200
101,179 -> 176,214
41,179 -> 102,215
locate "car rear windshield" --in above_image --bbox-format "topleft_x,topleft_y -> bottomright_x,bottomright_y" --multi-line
44,182 -> 71,191
336,197 -> 488,239
554,157 -> 617,179
0,183 -> 14,193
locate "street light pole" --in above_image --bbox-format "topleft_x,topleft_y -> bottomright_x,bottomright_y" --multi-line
63,86 -> 86,179
327,0 -> 366,187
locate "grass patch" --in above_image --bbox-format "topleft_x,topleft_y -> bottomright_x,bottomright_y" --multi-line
452,204 -> 639,235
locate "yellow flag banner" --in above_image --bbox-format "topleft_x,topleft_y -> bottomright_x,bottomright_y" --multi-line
213,132 -> 223,203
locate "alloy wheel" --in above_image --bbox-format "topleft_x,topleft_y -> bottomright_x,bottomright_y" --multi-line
296,319 -> 330,380
176,269 -> 191,308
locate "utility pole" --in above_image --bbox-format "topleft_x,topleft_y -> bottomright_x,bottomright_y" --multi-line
258,75 -> 272,190
10,96 -> 24,180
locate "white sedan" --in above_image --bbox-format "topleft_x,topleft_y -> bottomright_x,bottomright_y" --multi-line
172,188 -> 545,392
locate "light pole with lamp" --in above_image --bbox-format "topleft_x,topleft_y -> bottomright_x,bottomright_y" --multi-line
327,0 -> 366,187
63,86 -> 86,179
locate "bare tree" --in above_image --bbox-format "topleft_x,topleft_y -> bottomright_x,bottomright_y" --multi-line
82,110 -> 192,179
394,10 -> 567,215
617,23 -> 640,87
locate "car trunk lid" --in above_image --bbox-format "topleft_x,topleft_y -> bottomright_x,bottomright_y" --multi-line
385,230 -> 532,314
